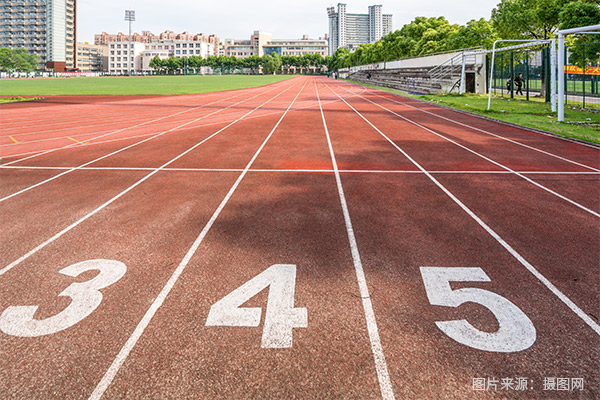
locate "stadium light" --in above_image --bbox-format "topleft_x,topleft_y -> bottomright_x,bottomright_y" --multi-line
125,10 -> 136,76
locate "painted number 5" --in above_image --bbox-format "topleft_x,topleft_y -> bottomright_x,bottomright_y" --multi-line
0,259 -> 126,337
206,264 -> 307,349
420,267 -> 536,353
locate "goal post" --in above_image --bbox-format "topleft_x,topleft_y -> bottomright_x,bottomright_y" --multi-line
558,24 -> 600,122
486,39 -> 556,112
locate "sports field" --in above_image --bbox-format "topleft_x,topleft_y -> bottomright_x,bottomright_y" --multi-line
0,76 -> 598,399
0,75 -> 294,95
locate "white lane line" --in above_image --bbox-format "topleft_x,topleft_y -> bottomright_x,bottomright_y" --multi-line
316,80 -> 395,400
364,89 -> 600,169
0,81 -> 280,166
351,92 -> 600,218
326,81 -> 600,337
3,165 -> 599,176
0,79 -> 299,278
88,78 -> 309,400
0,83 -> 284,203
0,83 -> 359,161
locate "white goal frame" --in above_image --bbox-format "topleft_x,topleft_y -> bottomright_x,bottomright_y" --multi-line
558,24 -> 600,121
486,39 -> 556,112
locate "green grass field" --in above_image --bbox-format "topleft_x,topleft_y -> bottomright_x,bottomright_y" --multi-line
347,80 -> 600,145
0,75 -> 295,96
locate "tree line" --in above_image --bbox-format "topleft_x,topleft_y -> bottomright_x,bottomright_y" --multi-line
327,0 -> 600,71
149,52 -> 326,75
0,48 -> 39,72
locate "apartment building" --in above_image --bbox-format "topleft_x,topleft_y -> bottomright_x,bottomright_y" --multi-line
76,42 -> 108,72
223,31 -> 328,59
96,30 -> 219,49
327,3 -> 392,55
108,38 -> 217,74
0,0 -> 76,71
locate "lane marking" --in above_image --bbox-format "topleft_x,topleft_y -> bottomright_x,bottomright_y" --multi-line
342,86 -> 600,218
325,80 -> 600,337
68,137 -> 87,145
316,80 -> 395,400
0,82 -> 285,204
364,89 -> 600,169
0,81 -> 283,167
9,136 -> 19,143
2,164 -> 599,176
0,79 -> 299,278
88,78 -> 309,400
0,82 -> 357,163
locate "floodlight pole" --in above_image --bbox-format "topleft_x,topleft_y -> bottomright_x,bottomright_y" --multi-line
557,24 -> 600,122
125,10 -> 135,76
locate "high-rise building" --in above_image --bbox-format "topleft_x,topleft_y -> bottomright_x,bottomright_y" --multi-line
0,0 -> 76,71
327,3 -> 392,55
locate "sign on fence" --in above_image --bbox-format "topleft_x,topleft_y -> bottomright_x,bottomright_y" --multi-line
565,65 -> 600,76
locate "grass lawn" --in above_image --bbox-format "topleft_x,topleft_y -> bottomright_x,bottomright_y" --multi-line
347,80 -> 600,145
0,75 -> 295,96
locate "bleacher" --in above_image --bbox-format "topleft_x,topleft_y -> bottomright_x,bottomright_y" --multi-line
348,66 -> 465,94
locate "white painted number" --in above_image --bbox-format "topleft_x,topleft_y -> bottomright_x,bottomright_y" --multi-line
205,264 -> 307,348
420,267 -> 536,353
0,259 -> 126,337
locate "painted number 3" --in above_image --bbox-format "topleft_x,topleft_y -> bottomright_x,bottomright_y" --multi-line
420,267 -> 536,353
0,259 -> 126,337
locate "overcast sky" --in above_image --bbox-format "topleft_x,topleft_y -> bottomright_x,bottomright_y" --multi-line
78,0 -> 501,43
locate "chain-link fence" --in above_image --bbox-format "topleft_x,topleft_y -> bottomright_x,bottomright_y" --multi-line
564,41 -> 600,110
486,41 -> 600,110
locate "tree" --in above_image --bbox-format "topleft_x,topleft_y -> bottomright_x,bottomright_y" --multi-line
445,18 -> 499,50
0,48 -> 38,72
559,1 -> 600,68
0,47 -> 15,71
491,0 -> 575,40
261,52 -> 282,75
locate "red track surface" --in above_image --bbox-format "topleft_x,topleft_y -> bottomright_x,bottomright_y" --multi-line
0,76 -> 598,399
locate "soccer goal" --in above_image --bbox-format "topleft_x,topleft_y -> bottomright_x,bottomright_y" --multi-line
486,40 -> 557,112
558,24 -> 600,121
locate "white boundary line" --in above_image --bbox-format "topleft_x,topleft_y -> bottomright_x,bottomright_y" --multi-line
341,87 -> 600,218
0,79 -> 299,277
0,83 -> 359,161
0,82 -> 286,203
316,81 -> 395,400
325,81 -> 600,337
363,89 -> 600,167
2,165 -> 599,175
88,78 -> 309,400
0,82 -> 282,166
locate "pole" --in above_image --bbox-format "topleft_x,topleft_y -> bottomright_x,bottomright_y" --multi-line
460,52 -> 466,95
550,39 -> 556,113
510,51 -> 514,98
526,51 -> 530,101
487,41 -> 497,110
582,44 -> 586,109
558,33 -> 565,121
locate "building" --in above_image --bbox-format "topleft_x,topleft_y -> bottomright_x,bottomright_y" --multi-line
108,38 -> 217,74
327,3 -> 392,55
223,31 -> 328,59
76,43 -> 108,72
0,0 -> 77,71
95,30 -> 219,49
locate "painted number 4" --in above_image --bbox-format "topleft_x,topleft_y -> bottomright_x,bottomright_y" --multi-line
205,264 -> 307,348
420,267 -> 536,353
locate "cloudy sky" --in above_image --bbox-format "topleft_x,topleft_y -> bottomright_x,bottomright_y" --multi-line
78,0 -> 501,43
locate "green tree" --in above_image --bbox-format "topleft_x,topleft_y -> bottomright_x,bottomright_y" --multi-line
491,0 -> 574,40
445,18 -> 499,50
0,47 -> 15,71
559,1 -> 600,67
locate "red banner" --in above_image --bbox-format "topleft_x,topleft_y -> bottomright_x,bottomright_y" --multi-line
565,65 -> 600,75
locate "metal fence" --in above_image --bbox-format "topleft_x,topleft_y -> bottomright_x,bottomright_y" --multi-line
487,41 -> 600,110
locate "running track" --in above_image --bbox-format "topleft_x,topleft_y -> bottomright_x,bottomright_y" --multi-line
0,76 -> 598,399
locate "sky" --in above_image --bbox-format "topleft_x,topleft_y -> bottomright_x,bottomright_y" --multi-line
78,0 -> 502,44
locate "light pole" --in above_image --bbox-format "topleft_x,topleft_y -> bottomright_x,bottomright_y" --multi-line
125,10 -> 135,76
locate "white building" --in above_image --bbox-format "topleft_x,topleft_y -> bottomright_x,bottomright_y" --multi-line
223,31 -> 328,59
327,3 -> 392,55
108,39 -> 216,74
